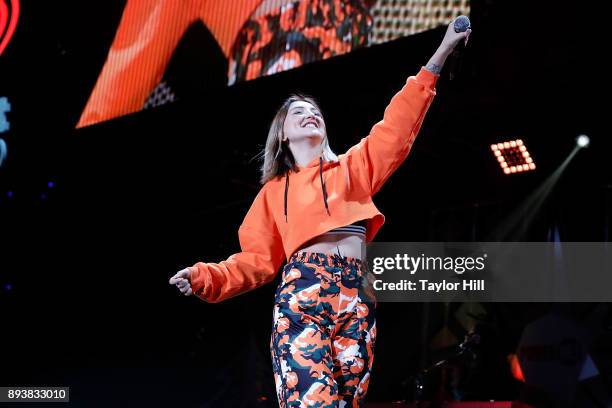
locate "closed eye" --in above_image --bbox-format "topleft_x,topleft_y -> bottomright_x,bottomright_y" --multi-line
291,108 -> 321,118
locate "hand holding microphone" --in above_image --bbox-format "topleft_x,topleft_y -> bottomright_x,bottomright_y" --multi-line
442,15 -> 472,51
424,16 -> 472,77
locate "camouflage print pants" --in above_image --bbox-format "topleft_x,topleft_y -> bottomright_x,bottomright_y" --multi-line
271,251 -> 377,408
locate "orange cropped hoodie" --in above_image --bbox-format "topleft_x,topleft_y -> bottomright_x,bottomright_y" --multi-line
190,67 -> 438,302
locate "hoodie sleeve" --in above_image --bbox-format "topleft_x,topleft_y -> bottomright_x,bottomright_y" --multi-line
188,185 -> 285,303
342,67 -> 438,195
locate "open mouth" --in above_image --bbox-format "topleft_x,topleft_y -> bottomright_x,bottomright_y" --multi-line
302,120 -> 319,128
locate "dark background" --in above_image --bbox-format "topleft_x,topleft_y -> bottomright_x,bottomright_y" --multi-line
0,0 -> 610,406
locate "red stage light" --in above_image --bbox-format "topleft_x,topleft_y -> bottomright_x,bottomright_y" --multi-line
508,353 -> 525,382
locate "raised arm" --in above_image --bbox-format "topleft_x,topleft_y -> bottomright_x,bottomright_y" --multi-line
184,185 -> 285,303
341,18 -> 471,195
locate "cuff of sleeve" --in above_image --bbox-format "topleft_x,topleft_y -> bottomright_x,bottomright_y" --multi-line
189,263 -> 209,299
416,67 -> 439,89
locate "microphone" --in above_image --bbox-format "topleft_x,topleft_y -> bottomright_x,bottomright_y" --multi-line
449,15 -> 471,81
453,15 -> 471,33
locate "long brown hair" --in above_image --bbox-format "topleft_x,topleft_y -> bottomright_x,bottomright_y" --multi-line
260,94 -> 338,184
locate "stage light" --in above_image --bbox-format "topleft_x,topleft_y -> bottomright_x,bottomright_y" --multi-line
47,181 -> 55,188
576,134 -> 590,148
508,354 -> 525,382
491,139 -> 537,175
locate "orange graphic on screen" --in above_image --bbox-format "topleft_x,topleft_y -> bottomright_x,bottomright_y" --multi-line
77,0 -> 376,128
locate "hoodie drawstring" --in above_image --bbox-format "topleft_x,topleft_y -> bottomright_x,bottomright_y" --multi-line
284,172 -> 289,222
283,157 -> 331,223
319,157 -> 331,216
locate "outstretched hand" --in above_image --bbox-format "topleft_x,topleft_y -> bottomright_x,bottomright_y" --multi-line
169,268 -> 193,296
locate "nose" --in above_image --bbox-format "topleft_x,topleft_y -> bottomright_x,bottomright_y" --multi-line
302,113 -> 317,125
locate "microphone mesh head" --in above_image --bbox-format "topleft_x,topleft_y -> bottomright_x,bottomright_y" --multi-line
453,15 -> 471,33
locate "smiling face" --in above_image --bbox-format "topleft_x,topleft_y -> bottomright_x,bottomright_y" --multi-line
282,100 -> 327,143
261,94 -> 338,183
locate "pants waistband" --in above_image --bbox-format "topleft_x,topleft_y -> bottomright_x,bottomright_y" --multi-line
290,251 -> 363,269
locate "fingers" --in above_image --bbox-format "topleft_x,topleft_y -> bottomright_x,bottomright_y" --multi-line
442,20 -> 471,51
179,282 -> 191,293
169,268 -> 190,284
177,280 -> 192,296
169,267 -> 194,296
169,277 -> 193,296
